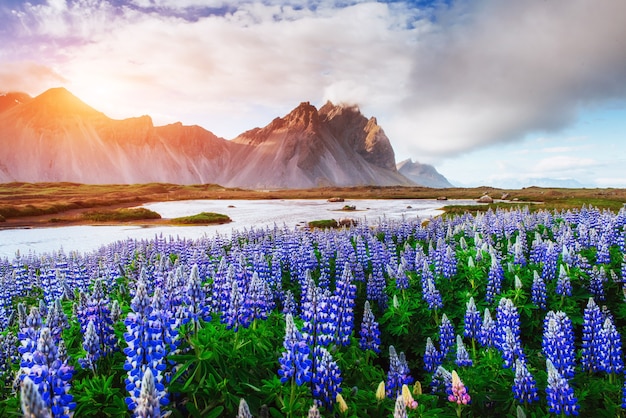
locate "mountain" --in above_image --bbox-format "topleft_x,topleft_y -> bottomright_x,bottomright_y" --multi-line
230,101 -> 411,188
397,159 -> 454,188
0,87 -> 425,188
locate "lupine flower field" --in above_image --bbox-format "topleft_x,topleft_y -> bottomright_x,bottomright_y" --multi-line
2,204 -> 626,417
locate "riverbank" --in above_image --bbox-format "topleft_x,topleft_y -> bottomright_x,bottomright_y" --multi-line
1,182 -> 624,229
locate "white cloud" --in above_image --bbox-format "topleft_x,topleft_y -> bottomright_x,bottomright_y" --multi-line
2,0 -> 626,165
532,156 -> 596,174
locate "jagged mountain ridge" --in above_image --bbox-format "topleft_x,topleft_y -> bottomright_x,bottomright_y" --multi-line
0,87 -> 449,188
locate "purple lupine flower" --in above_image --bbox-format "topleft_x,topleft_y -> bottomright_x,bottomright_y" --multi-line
485,256 -> 503,304
463,297 -> 481,340
556,265 -> 572,297
478,308 -> 496,348
581,298 -> 604,372
531,271 -> 546,309
439,314 -> 455,359
359,301 -> 381,354
386,346 -> 413,399
424,337 -> 442,373
278,314 -> 311,386
223,281 -> 244,331
545,359 -> 579,416
513,359 -> 539,404
282,290 -> 296,316
311,346 -> 342,410
394,263 -> 409,290
597,316 -> 624,374
0,333 -> 18,380
75,279 -> 117,359
241,272 -> 272,327
184,264 -> 211,325
455,335 -> 472,367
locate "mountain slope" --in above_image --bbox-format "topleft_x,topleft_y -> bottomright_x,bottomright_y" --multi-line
397,159 -> 454,188
0,87 -> 443,188
230,102 -> 411,188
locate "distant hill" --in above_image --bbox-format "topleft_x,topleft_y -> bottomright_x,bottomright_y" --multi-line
397,159 -> 454,188
0,87 -> 451,188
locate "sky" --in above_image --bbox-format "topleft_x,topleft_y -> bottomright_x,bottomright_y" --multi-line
1,0 -> 626,188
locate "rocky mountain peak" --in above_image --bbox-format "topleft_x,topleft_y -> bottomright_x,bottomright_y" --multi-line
283,101 -> 320,129
397,159 -> 454,188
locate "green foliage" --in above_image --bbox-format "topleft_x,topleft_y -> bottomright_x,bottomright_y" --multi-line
170,212 -> 231,225
308,219 -> 339,229
81,207 -> 161,222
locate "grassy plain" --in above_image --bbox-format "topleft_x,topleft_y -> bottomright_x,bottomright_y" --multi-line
0,182 -> 624,228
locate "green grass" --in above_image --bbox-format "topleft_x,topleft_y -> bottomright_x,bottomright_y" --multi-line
81,207 -> 161,222
308,219 -> 339,229
170,212 -> 231,225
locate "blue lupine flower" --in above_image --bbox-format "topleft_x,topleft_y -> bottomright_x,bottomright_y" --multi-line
359,301 -> 381,354
542,311 -> 576,379
597,317 -> 624,374
424,337 -> 442,373
455,335 -> 472,367
556,265 -> 572,297
387,346 -> 413,399
496,298 -> 524,366
394,263 -> 409,290
278,314 -> 311,386
431,365 -> 452,394
302,275 -> 334,348
0,333 -> 18,380
463,297 -> 481,339
134,368 -> 160,418
422,273 -> 443,310
439,314 -> 455,359
513,359 -> 539,404
332,264 -> 357,346
485,256 -> 503,303
541,242 -> 559,281
79,320 -> 100,371
311,346 -> 342,410
581,298 -> 604,373
21,327 -> 76,418
21,376 -> 52,418
531,271 -> 546,309
442,245 -> 457,279
478,308 -> 496,348
184,264 -> 211,325
123,280 -> 168,413
589,266 -> 607,301
545,359 -> 579,416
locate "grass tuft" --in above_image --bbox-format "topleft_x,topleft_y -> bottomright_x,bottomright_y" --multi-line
170,212 -> 231,225
81,208 -> 161,222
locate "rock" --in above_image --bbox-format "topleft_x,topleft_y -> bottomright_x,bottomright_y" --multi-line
338,218 -> 357,227
342,205 -> 356,211
407,205 -> 412,209
327,197 -> 345,202
437,196 -> 448,201
477,195 -> 493,204
501,193 -> 510,200
227,205 -> 236,208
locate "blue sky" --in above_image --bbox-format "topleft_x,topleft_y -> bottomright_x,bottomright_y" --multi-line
1,0 -> 625,188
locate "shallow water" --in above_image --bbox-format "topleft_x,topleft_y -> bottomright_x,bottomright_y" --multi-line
0,198 -> 473,258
